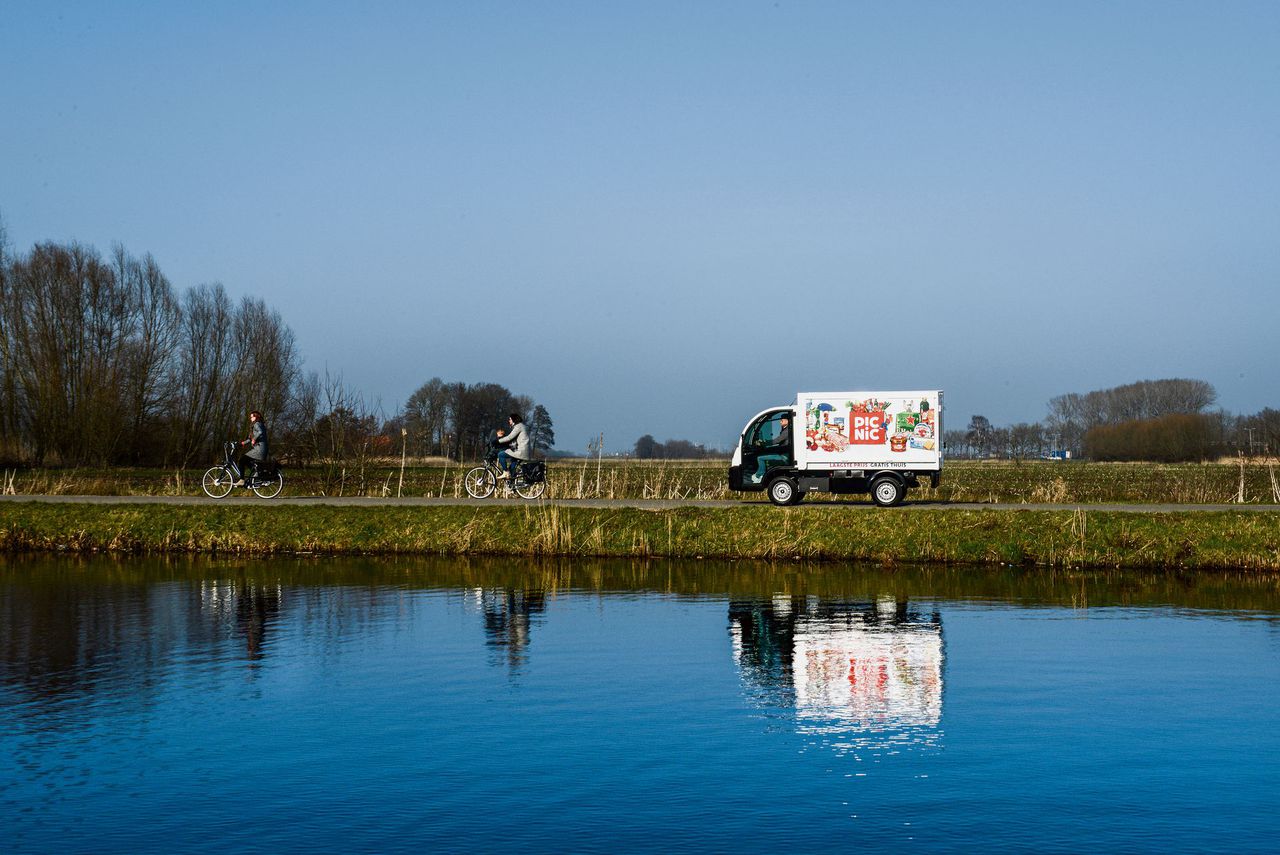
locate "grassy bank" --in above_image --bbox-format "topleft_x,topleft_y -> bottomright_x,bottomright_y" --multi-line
4,459 -> 1280,504
2,501 -> 1278,570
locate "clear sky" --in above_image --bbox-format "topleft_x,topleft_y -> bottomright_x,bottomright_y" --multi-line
3,1 -> 1277,451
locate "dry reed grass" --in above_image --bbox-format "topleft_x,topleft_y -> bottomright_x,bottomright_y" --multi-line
3,459 -> 1280,505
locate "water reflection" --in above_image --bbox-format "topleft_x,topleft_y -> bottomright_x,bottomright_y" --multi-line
200,580 -> 283,662
471,586 -> 547,671
0,572 -> 290,718
2,554 -> 1277,852
730,595 -> 943,752
2,553 -> 1277,724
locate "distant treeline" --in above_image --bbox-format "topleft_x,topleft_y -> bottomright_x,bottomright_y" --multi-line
0,231 -> 554,475
946,379 -> 1279,462
384,378 -> 554,462
631,434 -> 722,460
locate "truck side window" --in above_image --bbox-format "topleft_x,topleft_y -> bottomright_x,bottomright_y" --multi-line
748,412 -> 790,449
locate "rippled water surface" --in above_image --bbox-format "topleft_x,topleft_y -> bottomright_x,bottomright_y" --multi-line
2,557 -> 1278,853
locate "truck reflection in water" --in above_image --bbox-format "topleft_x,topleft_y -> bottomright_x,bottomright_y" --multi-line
730,596 -> 943,752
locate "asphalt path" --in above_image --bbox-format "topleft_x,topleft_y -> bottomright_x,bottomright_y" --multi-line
1,494 -> 1278,513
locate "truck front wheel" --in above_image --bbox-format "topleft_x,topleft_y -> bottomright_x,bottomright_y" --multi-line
768,477 -> 799,506
871,476 -> 905,507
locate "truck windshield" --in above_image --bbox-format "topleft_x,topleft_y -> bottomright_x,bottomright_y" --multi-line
747,412 -> 791,449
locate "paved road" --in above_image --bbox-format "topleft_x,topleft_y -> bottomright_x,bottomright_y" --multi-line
2,494 -> 1278,513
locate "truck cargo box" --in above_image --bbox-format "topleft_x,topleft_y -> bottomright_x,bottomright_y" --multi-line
795,391 -> 943,471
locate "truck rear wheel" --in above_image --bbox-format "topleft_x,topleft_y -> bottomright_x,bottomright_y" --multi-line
871,476 -> 905,507
768,477 -> 799,506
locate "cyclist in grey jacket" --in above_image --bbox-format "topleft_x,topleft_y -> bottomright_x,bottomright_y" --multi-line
495,412 -> 530,479
235,410 -> 269,486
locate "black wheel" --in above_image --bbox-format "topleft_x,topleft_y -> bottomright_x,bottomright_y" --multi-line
252,471 -> 284,498
514,479 -> 546,499
871,476 -> 905,507
202,466 -> 234,499
464,466 -> 496,499
768,477 -> 799,506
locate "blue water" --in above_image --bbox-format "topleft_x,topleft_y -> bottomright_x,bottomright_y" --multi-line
2,558 -> 1278,853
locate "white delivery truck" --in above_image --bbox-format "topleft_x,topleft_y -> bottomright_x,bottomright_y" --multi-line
729,391 -> 943,506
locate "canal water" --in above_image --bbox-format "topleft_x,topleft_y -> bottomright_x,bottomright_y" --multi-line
2,556 -> 1277,853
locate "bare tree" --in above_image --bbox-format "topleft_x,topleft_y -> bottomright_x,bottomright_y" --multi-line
230,296 -> 300,428
1,242 -> 135,464
402,377 -> 451,457
113,246 -> 181,463
275,369 -> 321,466
169,283 -> 238,464
966,415 -> 993,459
299,370 -> 382,494
1007,422 -> 1045,461
942,429 -> 971,458
0,214 -> 16,457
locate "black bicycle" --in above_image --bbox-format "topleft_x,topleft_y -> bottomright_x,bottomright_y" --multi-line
202,441 -> 285,499
464,441 -> 546,499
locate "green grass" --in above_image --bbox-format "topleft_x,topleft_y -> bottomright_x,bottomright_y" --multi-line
2,501 -> 1278,570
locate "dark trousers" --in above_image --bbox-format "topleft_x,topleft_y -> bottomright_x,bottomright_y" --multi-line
238,455 -> 259,481
497,450 -> 520,477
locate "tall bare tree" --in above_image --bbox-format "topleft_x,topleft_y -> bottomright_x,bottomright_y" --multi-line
113,246 -> 181,463
2,242 -> 134,463
230,295 -> 299,427
169,283 -> 238,464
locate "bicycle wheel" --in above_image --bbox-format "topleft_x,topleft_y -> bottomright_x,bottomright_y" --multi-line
514,478 -> 546,500
464,466 -> 496,499
202,466 -> 234,498
252,471 -> 284,498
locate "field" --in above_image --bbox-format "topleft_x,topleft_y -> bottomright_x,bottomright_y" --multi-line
4,459 -> 1280,504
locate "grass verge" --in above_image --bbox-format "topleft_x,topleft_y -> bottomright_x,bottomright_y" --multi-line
2,502 -> 1278,570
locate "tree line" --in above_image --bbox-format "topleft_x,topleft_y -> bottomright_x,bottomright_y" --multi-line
631,435 -> 721,460
386,377 -> 554,462
4,230 -> 1271,470
0,231 -> 555,474
0,238 -> 300,466
947,379 -> 1279,462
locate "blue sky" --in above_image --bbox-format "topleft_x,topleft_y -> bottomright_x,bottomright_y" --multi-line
3,1 -> 1277,451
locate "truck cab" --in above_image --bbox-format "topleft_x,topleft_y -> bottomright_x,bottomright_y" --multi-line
729,408 -> 795,493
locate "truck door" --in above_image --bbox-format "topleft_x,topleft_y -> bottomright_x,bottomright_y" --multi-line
740,410 -> 795,485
